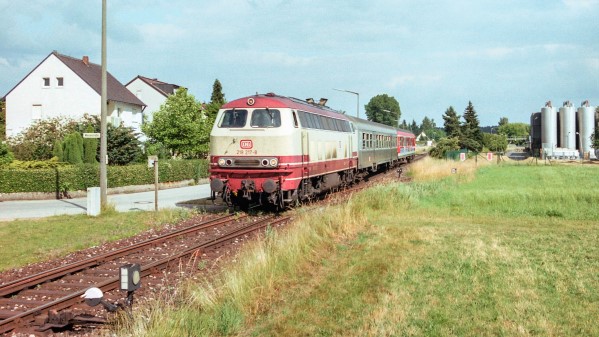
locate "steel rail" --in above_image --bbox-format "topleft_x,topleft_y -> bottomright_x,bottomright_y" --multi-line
0,215 -> 289,334
0,214 -> 240,297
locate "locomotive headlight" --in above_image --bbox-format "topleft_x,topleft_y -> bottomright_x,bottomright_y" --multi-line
269,158 -> 278,167
218,158 -> 226,167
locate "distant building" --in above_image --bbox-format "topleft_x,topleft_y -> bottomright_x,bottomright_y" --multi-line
125,76 -> 182,123
2,51 -> 146,138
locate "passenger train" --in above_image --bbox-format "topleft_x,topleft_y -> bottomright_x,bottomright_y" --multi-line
209,93 -> 416,208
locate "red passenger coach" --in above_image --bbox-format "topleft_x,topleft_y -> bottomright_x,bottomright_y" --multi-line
209,93 -> 414,209
397,129 -> 416,162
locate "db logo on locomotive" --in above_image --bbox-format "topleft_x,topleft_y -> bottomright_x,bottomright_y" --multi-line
240,140 -> 253,149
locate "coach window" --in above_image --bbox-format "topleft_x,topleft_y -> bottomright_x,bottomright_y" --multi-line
310,113 -> 322,129
251,109 -> 281,128
219,109 -> 248,128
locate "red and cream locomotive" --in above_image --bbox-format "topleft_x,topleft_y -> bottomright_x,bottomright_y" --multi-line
209,93 -> 415,208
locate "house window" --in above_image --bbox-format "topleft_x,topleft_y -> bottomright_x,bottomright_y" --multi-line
42,77 -> 50,87
56,77 -> 64,87
32,105 -> 42,120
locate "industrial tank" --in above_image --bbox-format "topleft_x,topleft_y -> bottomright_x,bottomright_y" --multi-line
530,112 -> 542,154
541,103 -> 557,151
577,101 -> 595,157
559,101 -> 576,149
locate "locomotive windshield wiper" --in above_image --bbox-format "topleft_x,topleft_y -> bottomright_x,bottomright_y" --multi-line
266,107 -> 274,126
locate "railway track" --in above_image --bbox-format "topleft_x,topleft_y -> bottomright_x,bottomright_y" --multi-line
0,214 -> 291,335
0,153 -> 425,335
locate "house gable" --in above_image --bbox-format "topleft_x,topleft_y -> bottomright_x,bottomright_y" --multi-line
4,51 -> 147,138
125,76 -> 182,122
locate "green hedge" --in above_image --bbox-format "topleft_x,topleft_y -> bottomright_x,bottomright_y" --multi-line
0,159 -> 209,194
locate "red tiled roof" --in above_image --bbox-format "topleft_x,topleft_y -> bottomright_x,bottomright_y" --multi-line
126,75 -> 181,97
53,52 -> 145,107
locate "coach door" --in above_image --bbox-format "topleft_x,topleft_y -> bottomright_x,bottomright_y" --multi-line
301,130 -> 309,180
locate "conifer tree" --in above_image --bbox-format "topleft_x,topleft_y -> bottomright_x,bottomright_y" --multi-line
210,79 -> 226,105
442,106 -> 461,139
63,132 -> 83,164
461,101 -> 483,152
83,125 -> 98,163
52,140 -> 64,161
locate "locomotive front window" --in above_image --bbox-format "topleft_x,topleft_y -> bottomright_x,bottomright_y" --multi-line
251,109 -> 281,128
220,109 -> 248,128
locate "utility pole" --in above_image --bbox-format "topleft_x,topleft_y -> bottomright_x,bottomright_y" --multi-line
100,0 -> 108,208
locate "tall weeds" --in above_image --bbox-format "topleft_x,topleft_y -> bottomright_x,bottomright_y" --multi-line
115,199 -> 368,336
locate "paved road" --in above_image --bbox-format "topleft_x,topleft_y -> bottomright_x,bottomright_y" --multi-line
0,184 -> 213,221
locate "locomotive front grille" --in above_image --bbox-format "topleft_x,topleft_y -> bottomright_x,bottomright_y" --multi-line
234,159 -> 261,167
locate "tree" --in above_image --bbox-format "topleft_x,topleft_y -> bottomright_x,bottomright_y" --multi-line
62,132 -> 84,164
364,94 -> 401,127
461,101 -> 483,152
210,79 -> 226,105
424,127 -> 446,141
419,116 -> 444,140
410,119 -> 419,134
429,137 -> 460,159
142,87 -> 207,158
80,115 -> 143,165
497,123 -> 530,139
498,117 -> 509,127
0,141 -> 14,166
204,79 -> 227,121
6,117 -> 79,161
442,106 -> 461,139
399,119 -> 409,130
420,116 -> 434,132
106,123 -> 142,165
83,125 -> 98,164
52,140 -> 64,161
482,133 -> 508,152
0,100 -> 5,140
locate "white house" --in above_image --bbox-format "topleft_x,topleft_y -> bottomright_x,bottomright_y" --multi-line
2,51 -> 146,138
125,75 -> 181,123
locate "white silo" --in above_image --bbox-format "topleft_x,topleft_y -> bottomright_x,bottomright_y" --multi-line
541,101 -> 557,153
577,100 -> 596,158
559,101 -> 576,149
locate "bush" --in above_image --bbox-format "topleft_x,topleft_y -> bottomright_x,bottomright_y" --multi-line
63,132 -> 84,164
0,159 -> 208,194
0,141 -> 14,166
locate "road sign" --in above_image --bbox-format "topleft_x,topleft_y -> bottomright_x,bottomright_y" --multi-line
83,133 -> 101,138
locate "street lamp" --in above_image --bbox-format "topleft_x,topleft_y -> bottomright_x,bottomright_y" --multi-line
333,88 -> 359,118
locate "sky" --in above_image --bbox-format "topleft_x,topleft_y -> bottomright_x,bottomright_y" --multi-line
1,0 -> 598,127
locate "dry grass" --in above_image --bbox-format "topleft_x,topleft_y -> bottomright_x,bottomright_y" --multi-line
408,156 -> 491,182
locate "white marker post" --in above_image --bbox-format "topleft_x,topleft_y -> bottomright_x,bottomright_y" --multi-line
148,156 -> 158,211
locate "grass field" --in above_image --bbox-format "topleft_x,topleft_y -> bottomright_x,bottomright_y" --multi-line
1,159 -> 597,336
0,208 -> 194,271
116,159 -> 598,337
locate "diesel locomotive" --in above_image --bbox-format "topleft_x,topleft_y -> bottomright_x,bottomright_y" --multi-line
209,93 -> 415,208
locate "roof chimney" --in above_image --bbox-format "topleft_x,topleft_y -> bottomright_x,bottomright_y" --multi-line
82,56 -> 89,66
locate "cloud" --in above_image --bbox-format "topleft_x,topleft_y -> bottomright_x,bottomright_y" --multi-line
387,74 -> 442,88
586,58 -> 599,71
0,58 -> 9,67
562,0 -> 599,9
